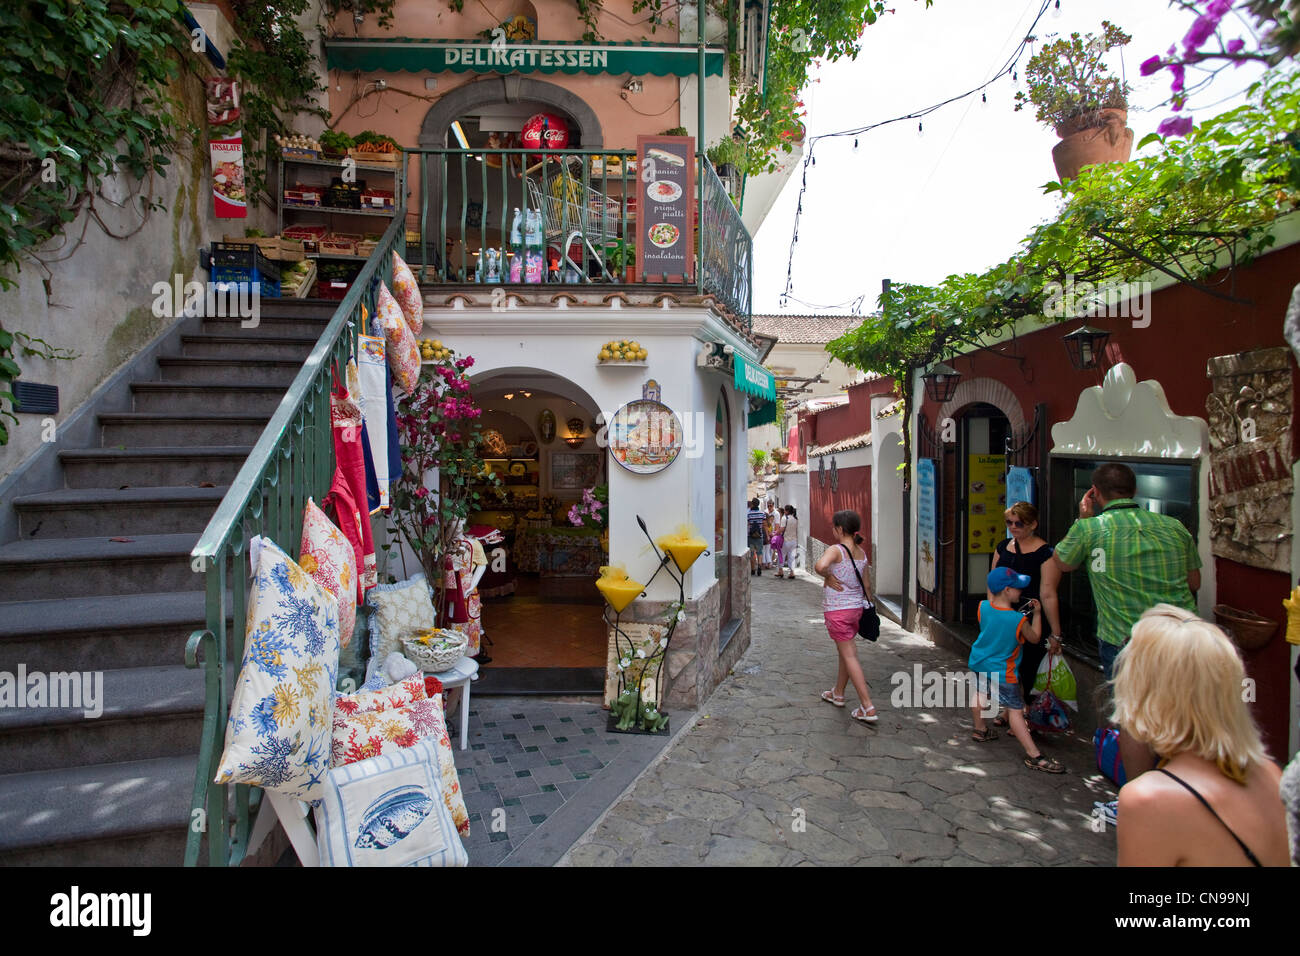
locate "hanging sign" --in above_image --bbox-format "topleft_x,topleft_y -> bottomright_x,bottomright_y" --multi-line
635,134 -> 694,283
209,134 -> 247,219
917,458 -> 938,592
966,455 -> 1006,554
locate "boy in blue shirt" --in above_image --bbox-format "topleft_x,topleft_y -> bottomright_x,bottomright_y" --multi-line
969,567 -> 1064,773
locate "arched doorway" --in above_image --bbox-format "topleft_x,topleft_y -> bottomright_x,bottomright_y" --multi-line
465,367 -> 608,694
874,432 -> 904,605
715,389 -> 732,627
945,402 -> 1011,625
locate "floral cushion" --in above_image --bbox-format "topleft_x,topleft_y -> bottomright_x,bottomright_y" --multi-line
378,281 -> 421,394
391,251 -> 423,335
334,674 -> 426,719
367,575 -> 435,664
300,498 -> 358,648
331,693 -> 470,836
314,737 -> 467,867
215,537 -> 340,803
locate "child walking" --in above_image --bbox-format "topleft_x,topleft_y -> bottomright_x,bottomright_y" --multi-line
813,509 -> 878,724
969,567 -> 1064,773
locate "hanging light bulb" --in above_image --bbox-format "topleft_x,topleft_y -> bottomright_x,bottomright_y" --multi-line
917,121 -> 924,138
981,91 -> 987,108
1053,0 -> 1062,18
853,138 -> 859,151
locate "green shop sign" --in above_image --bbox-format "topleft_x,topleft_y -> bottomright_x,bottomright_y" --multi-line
324,37 -> 725,77
733,354 -> 777,402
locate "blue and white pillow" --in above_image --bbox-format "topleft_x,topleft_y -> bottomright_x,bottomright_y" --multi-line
313,736 -> 467,867
215,537 -> 340,804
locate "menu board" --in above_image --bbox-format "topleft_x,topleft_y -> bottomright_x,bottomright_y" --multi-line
916,458 -> 938,592
966,455 -> 1007,554
635,134 -> 694,282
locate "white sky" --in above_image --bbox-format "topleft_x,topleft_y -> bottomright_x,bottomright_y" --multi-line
751,0 -> 1269,315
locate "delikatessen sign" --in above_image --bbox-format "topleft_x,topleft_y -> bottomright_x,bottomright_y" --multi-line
324,38 -> 725,77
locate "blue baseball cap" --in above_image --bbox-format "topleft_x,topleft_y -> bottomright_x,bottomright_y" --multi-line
987,567 -> 1031,593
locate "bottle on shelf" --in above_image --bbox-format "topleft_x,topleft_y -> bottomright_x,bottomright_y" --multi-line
508,208 -> 523,283
524,209 -> 544,284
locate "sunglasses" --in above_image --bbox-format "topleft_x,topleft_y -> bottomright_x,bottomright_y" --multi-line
1005,519 -> 1025,528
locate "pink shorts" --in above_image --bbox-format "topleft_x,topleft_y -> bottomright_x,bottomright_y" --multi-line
824,608 -> 862,643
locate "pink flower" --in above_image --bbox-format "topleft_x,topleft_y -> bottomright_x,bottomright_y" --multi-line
1139,54 -> 1162,76
1227,37 -> 1245,55
1157,115 -> 1195,137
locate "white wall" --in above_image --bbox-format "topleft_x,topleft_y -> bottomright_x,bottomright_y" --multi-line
872,407 -> 905,596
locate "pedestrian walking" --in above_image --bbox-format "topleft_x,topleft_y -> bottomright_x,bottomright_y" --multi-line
969,567 -> 1063,773
814,509 -> 878,724
988,501 -> 1054,724
769,506 -> 785,577
777,505 -> 799,578
746,497 -> 767,576
1040,463 -> 1202,807
763,499 -> 778,568
1113,605 -> 1289,866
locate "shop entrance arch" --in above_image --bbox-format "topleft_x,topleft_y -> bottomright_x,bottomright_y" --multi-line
945,402 -> 1012,626
464,366 -> 609,694
874,432 -> 904,603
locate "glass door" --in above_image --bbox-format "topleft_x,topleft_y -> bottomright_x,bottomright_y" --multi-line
715,394 -> 732,625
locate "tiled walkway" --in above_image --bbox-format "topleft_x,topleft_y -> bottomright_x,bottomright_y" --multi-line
451,695 -> 682,866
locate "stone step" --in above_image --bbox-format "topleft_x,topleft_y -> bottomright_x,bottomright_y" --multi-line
131,382 -> 288,415
0,755 -> 194,865
180,333 -> 317,362
60,446 -> 253,488
0,665 -> 204,774
0,533 -> 201,598
202,313 -> 331,338
0,591 -> 229,672
100,412 -> 270,447
14,485 -> 229,537
155,356 -> 304,386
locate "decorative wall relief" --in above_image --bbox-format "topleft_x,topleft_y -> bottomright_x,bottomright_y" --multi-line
1205,347 -> 1293,572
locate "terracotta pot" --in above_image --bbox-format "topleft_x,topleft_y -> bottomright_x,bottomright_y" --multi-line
1212,604 -> 1278,652
1051,108 -> 1133,181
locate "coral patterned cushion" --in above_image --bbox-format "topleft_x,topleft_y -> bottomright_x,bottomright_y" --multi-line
391,251 -> 423,335
367,574 -> 436,663
215,537 -> 340,804
334,674 -> 426,720
331,694 -> 469,836
313,737 -> 467,867
378,281 -> 420,394
300,498 -> 358,648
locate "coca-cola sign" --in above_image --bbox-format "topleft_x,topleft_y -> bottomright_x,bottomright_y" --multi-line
520,112 -> 570,158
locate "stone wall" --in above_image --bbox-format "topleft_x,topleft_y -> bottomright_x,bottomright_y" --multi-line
617,553 -> 751,711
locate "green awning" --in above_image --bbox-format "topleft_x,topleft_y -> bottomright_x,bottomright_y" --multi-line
748,399 -> 777,429
734,354 -> 777,401
324,37 -> 725,77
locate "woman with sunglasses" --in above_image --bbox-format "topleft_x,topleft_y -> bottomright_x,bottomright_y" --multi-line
989,503 -> 1055,719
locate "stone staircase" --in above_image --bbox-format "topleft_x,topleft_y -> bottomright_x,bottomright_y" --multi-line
0,298 -> 334,865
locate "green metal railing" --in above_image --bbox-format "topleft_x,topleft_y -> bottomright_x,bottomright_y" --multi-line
405,147 -> 752,327
183,198 -> 406,867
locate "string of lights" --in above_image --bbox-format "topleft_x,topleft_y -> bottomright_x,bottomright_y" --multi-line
779,0 -> 1058,308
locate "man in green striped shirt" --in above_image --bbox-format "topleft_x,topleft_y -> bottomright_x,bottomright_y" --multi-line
1040,463 -> 1201,781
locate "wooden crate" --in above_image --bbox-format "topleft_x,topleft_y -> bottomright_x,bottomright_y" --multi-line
280,260 -> 316,298
347,148 -> 402,167
224,235 -> 304,262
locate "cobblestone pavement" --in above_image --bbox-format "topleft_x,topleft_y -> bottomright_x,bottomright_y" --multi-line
563,570 -> 1119,866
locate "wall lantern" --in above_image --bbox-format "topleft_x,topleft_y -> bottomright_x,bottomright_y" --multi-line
564,416 -> 586,448
921,362 -> 961,403
829,456 -> 839,492
1062,325 -> 1111,371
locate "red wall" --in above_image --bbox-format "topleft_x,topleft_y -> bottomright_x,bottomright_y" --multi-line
917,241 -> 1300,761
809,464 -> 872,555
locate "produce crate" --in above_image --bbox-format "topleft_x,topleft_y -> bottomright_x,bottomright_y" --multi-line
314,279 -> 353,300
361,188 -> 394,212
356,239 -> 378,257
348,147 -> 402,167
211,242 -> 282,283
280,260 -> 317,298
281,147 -> 321,161
223,235 -> 304,262
282,224 -> 328,253
320,232 -> 361,256
284,185 -> 323,207
325,180 -> 363,209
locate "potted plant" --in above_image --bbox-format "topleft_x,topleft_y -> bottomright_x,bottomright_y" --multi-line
1014,21 -> 1134,181
749,448 -> 769,476
604,238 -> 636,282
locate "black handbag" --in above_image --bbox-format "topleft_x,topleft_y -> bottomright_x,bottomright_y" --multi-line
840,544 -> 880,642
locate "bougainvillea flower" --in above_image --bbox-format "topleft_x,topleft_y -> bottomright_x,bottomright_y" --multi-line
1139,54 -> 1163,76
1157,115 -> 1195,137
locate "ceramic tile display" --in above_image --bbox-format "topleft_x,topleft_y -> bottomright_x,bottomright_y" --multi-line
607,399 -> 683,474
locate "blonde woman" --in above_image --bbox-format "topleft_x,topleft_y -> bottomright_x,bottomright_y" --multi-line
1112,605 -> 1289,866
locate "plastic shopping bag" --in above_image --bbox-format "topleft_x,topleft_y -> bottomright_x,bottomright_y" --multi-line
1032,652 -> 1078,711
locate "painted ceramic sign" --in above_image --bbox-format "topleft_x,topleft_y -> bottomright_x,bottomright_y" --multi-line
607,399 -> 682,475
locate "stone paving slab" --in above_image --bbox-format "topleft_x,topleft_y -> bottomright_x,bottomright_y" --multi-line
563,570 -> 1118,866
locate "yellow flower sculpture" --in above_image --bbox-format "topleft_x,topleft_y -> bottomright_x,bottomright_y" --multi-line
596,564 -> 644,614
656,524 -> 707,573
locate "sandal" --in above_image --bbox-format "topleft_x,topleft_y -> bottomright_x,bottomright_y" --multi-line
820,690 -> 846,708
1024,754 -> 1065,774
992,714 -> 1008,728
971,727 -> 998,742
850,705 -> 878,724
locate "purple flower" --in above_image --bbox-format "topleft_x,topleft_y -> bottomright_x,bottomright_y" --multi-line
1183,0 -> 1233,55
1157,115 -> 1195,137
1139,54 -> 1163,76
1227,37 -> 1245,55
1170,62 -> 1186,93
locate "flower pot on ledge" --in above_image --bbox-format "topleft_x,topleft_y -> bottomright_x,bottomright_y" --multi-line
1051,108 -> 1133,181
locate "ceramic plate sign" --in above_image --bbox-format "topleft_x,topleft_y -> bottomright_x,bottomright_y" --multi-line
635,134 -> 694,283
608,399 -> 683,474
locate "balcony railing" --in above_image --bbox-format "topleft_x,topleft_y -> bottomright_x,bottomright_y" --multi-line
183,196 -> 407,867
404,147 -> 752,327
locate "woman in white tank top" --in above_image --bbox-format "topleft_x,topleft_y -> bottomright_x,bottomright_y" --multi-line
812,509 -> 878,723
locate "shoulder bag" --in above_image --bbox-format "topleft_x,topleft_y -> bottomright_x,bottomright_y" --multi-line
839,544 -> 880,642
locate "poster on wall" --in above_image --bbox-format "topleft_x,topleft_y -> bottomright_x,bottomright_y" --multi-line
635,134 -> 694,283
966,455 -> 1006,554
916,458 -> 938,593
1005,467 -> 1036,537
206,78 -> 246,219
